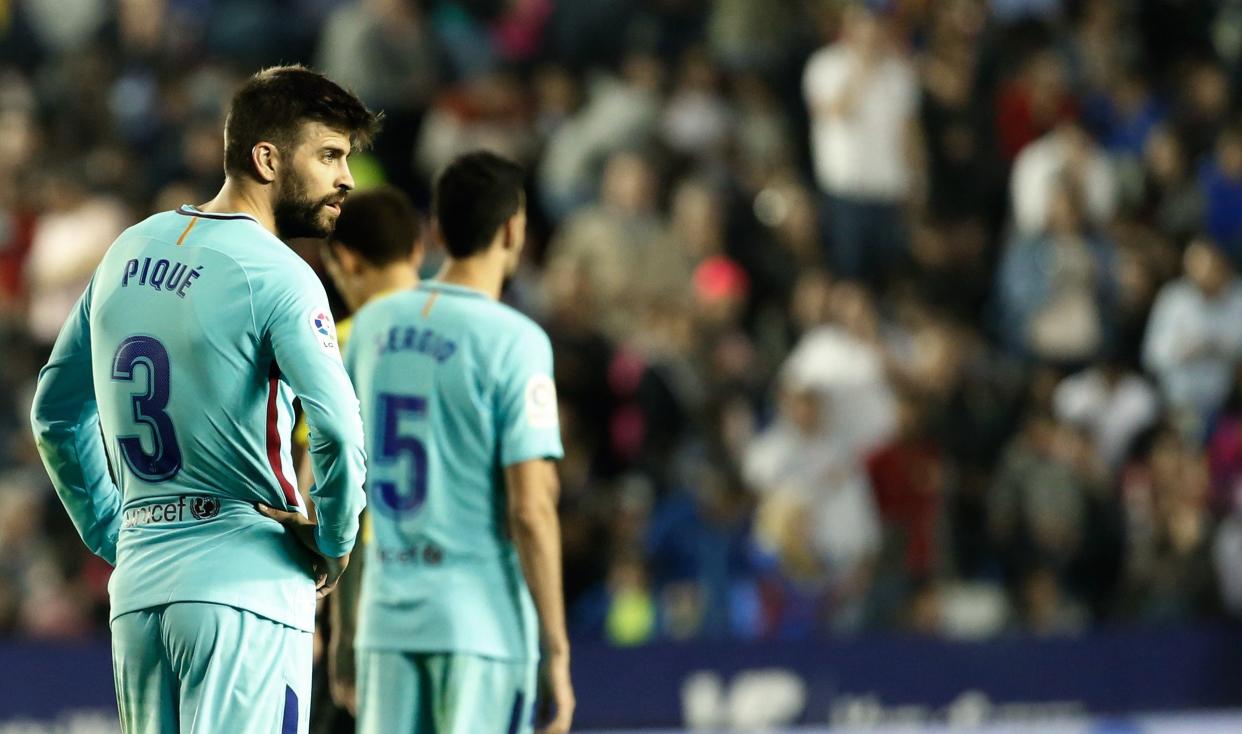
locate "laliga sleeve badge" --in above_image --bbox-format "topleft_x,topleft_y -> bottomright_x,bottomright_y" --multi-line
524,374 -> 559,429
308,307 -> 339,354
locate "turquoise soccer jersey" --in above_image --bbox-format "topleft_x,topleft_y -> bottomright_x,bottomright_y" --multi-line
30,205 -> 368,633
345,281 -> 564,662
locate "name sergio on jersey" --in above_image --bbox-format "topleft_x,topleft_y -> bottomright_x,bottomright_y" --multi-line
374,325 -> 457,363
121,257 -> 203,299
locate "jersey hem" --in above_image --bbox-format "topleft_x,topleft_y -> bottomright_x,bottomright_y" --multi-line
354,639 -> 536,663
110,595 -> 314,633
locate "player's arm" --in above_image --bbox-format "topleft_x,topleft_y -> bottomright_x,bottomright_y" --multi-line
259,268 -> 367,591
328,519 -> 364,713
498,328 -> 574,734
505,460 -> 574,732
328,331 -> 365,713
29,278 -> 123,564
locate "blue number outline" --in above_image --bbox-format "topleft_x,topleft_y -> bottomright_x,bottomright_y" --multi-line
111,335 -> 183,482
373,392 -> 429,517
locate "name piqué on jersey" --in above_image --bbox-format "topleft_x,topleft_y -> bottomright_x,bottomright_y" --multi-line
121,257 -> 203,298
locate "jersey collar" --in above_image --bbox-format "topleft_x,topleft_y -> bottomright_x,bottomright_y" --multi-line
419,280 -> 489,300
177,204 -> 261,224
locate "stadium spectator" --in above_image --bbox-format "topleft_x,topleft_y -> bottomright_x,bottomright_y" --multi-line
996,180 -> 1118,363
1010,122 -> 1118,236
1129,125 -> 1203,244
1120,428 -> 1219,622
536,51 -> 663,220
744,323 -> 892,631
543,149 -> 677,339
1198,126 -> 1242,266
803,2 -> 920,284
9,0 -> 1242,650
23,171 -> 128,349
660,47 -> 733,163
1053,356 -> 1160,471
994,49 -> 1076,162
988,411 -> 1099,583
1143,239 -> 1242,437
866,392 -> 946,589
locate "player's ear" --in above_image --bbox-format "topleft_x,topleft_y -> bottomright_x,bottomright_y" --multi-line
409,234 -> 427,271
502,214 -> 520,253
251,142 -> 279,184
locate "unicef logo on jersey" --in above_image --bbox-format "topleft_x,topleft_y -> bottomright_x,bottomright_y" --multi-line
190,496 -> 220,520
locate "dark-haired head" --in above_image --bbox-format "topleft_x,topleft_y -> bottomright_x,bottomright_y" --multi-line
433,151 -> 526,269
322,186 -> 424,311
331,186 -> 421,267
224,65 -> 380,239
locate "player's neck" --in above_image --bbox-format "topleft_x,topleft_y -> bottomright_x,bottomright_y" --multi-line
198,180 -> 277,236
437,257 -> 503,301
357,265 -> 419,308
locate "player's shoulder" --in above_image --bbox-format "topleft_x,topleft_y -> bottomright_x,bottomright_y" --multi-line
461,288 -> 550,347
111,208 -> 190,245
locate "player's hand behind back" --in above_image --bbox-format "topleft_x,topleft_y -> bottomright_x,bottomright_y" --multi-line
537,650 -> 575,734
256,504 -> 350,599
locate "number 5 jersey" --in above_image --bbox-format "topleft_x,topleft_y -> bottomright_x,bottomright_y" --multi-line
30,205 -> 368,634
344,281 -> 563,663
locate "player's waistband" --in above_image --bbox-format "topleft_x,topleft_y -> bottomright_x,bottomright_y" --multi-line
120,496 -> 245,529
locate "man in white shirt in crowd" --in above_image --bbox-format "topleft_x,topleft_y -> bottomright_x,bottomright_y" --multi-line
802,1 -> 920,285
1053,353 -> 1159,471
1010,121 -> 1117,236
1143,237 -> 1242,437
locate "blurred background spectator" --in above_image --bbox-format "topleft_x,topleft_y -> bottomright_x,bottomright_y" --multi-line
4,0 -> 1242,647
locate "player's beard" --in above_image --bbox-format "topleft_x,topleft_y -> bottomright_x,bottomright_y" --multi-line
273,168 -> 343,240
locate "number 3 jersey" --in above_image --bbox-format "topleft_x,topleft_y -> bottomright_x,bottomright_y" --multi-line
29,206 -> 368,633
344,281 -> 564,663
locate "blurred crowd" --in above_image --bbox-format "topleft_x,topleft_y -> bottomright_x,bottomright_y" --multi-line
3,0 -> 1242,644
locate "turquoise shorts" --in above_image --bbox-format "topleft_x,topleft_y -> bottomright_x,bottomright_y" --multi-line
111,602 -> 311,733
356,649 -> 536,734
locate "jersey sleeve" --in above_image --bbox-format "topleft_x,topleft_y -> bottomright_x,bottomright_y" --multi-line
496,324 -> 564,466
29,278 -> 122,564
260,267 -> 367,558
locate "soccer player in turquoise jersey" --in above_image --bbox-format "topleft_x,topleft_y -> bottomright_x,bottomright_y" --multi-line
337,151 -> 575,734
29,66 -> 377,734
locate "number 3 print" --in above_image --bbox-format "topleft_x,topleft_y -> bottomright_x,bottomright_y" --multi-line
112,335 -> 183,482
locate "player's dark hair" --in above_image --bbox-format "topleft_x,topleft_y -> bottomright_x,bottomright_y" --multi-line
331,187 -> 421,267
433,151 -> 525,259
224,65 -> 380,178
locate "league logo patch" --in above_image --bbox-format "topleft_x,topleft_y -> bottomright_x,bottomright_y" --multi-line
307,307 -> 339,354
524,374 -> 559,429
190,496 -> 220,520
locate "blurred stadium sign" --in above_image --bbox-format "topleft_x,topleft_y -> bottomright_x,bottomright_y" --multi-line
4,625 -> 1242,731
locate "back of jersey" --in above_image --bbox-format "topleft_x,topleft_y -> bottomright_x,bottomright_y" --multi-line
86,206 -> 362,632
346,281 -> 563,663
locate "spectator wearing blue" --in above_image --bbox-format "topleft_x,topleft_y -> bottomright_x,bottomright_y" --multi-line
1199,127 -> 1242,267
996,179 -> 1118,365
